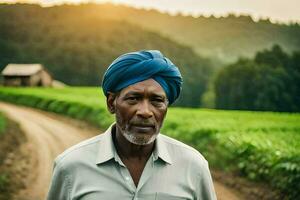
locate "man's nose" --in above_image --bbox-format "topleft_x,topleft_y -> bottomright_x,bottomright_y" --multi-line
136,100 -> 153,118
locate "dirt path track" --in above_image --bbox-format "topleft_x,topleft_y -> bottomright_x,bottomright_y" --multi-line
0,102 -> 242,200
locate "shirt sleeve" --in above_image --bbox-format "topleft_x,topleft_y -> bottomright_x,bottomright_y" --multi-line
46,160 -> 71,200
196,161 -> 217,200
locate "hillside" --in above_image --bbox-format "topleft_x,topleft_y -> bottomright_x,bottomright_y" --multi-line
39,3 -> 300,63
0,3 -> 214,107
1,3 -> 299,107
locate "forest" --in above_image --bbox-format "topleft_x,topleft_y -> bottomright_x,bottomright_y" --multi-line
0,3 -> 214,107
214,45 -> 300,112
0,3 -> 299,111
16,2 -> 300,63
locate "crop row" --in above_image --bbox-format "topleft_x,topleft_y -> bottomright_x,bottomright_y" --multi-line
0,87 -> 299,199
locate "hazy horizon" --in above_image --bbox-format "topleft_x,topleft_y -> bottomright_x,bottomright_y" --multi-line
1,0 -> 300,24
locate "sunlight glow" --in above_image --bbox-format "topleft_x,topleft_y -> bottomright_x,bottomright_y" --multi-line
1,0 -> 299,23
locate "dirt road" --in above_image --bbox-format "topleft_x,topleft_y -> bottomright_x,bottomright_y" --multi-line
0,102 -> 243,200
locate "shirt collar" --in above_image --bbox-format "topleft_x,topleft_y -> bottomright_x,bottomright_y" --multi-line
95,124 -> 115,165
95,123 -> 172,165
153,134 -> 172,165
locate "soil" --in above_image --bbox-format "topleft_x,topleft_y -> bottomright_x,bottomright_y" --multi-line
212,170 -> 282,200
0,102 -> 98,200
0,102 -> 279,200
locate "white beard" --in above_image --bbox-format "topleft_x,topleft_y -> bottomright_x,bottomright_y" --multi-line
123,130 -> 158,145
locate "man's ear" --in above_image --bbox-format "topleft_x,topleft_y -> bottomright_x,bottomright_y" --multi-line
106,92 -> 117,114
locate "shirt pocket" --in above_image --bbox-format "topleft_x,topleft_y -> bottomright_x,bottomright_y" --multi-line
155,193 -> 190,200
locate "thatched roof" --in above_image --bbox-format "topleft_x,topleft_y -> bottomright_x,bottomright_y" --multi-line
2,64 -> 43,76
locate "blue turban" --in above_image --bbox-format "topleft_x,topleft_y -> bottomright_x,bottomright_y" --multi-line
102,50 -> 183,105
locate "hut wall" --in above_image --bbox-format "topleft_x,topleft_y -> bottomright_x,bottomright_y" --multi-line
40,70 -> 52,86
3,76 -> 21,86
21,76 -> 31,86
30,73 -> 41,86
4,76 -> 34,86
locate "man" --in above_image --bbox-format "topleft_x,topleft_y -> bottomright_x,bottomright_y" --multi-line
47,50 -> 217,200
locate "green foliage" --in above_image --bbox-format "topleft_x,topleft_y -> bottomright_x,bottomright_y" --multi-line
0,114 -> 8,194
24,3 -> 299,63
214,45 -> 300,112
0,113 -> 6,136
0,3 -> 214,107
0,87 -> 114,128
0,174 -> 8,191
165,108 -> 300,199
0,87 -> 299,198
2,4 -> 299,108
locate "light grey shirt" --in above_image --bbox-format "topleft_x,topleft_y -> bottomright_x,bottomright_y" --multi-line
47,124 -> 217,200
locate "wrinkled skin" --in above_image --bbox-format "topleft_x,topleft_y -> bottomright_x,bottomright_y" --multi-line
107,79 -> 168,146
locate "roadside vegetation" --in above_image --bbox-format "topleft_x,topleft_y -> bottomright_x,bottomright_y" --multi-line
0,87 -> 299,199
0,112 -> 27,200
0,113 -> 5,135
0,113 -> 7,193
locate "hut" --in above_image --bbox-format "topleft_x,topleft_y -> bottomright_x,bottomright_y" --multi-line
1,64 -> 52,87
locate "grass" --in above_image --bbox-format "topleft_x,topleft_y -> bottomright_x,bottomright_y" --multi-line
0,113 -> 6,136
0,113 -> 8,195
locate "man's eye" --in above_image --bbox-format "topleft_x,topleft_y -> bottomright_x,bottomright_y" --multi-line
153,98 -> 164,102
126,97 -> 138,101
151,99 -> 166,107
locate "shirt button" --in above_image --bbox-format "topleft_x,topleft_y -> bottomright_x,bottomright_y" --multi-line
125,176 -> 130,181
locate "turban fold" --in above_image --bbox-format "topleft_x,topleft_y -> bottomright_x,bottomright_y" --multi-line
102,50 -> 183,105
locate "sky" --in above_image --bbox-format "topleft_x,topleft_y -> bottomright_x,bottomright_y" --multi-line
1,0 -> 300,23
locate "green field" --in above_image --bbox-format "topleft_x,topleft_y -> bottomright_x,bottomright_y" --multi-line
0,87 -> 299,199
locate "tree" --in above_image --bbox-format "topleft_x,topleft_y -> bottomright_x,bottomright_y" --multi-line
214,45 -> 300,112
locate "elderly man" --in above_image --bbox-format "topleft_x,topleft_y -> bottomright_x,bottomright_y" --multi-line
47,50 -> 217,200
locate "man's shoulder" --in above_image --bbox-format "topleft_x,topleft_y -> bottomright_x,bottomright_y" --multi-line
54,133 -> 104,168
159,134 -> 208,166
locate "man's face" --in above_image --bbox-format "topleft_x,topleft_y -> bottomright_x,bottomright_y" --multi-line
108,79 -> 168,145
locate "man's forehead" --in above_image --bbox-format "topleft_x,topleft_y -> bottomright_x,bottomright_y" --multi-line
120,79 -> 166,97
